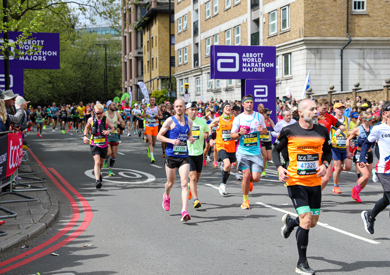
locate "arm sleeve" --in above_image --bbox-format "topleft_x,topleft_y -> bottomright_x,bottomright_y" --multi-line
272,128 -> 289,169
334,116 -> 343,128
8,108 -> 24,124
321,128 -> 332,164
231,116 -> 240,133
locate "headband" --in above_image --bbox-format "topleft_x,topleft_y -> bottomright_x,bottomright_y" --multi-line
242,96 -> 253,103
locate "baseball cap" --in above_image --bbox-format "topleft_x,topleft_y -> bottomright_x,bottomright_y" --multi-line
351,112 -> 359,119
334,102 -> 345,109
106,100 -> 113,106
186,102 -> 197,109
38,106 -> 41,109
134,103 -> 138,106
361,103 -> 369,108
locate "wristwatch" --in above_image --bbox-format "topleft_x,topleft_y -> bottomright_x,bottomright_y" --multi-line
238,132 -> 242,137
322,162 -> 329,168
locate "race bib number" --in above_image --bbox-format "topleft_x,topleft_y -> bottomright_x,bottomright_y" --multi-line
173,141 -> 188,156
93,135 -> 106,146
355,151 -> 361,162
222,130 -> 231,141
260,131 -> 270,140
297,154 -> 319,175
336,137 -> 346,147
243,133 -> 258,147
192,126 -> 200,140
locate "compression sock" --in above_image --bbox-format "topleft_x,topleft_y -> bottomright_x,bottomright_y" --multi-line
355,183 -> 362,192
222,170 -> 230,184
243,194 -> 248,201
296,226 -> 309,263
370,193 -> 390,219
109,158 -> 116,168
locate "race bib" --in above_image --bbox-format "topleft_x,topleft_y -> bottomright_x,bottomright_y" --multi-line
93,135 -> 106,146
260,131 -> 270,140
160,120 -> 165,125
336,137 -> 346,147
243,133 -> 258,147
222,130 -> 231,141
173,141 -> 188,156
192,126 -> 200,140
297,154 -> 319,175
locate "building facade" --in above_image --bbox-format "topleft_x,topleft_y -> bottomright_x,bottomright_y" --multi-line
175,0 -> 390,101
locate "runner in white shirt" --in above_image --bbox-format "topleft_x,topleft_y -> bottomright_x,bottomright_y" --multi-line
271,110 -> 297,137
360,101 -> 390,235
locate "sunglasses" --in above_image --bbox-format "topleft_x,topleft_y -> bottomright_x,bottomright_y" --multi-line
363,118 -> 372,121
95,112 -> 104,115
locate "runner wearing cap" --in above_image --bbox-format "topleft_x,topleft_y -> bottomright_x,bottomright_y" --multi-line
231,95 -> 267,209
187,102 -> 209,208
209,102 -> 236,196
35,106 -> 43,138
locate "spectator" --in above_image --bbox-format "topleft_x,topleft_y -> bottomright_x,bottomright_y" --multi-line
344,102 -> 352,117
15,96 -> 29,131
3,90 -> 27,126
0,91 -> 10,132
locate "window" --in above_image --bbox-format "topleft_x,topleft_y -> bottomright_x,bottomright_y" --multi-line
170,56 -> 175,67
207,73 -> 212,89
183,14 -> 187,30
237,79 -> 241,85
234,0 -> 240,5
234,25 -> 241,45
216,79 -> 220,88
185,78 -> 189,87
206,2 -> 211,18
269,11 -> 277,35
178,18 -> 182,32
225,29 -> 231,45
276,56 -> 279,78
283,53 -> 291,76
196,78 -> 201,94
281,6 -> 290,30
228,79 -> 233,86
213,34 -> 219,45
213,0 -> 218,14
171,35 -> 175,44
353,0 -> 366,11
178,49 -> 182,65
206,37 -> 211,56
225,0 -> 231,9
184,47 -> 188,63
180,79 -> 184,94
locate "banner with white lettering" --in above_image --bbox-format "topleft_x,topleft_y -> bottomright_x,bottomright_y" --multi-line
137,82 -> 149,104
0,134 -> 8,180
6,132 -> 23,177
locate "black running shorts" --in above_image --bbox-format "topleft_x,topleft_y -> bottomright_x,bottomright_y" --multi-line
165,156 -> 190,169
189,154 -> 203,173
90,145 -> 108,159
287,185 -> 321,216
217,149 -> 236,163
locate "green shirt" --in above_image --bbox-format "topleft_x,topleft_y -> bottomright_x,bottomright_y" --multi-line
188,117 -> 209,156
36,110 -> 43,123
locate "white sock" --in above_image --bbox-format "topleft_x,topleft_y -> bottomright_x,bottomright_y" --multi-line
150,153 -> 154,158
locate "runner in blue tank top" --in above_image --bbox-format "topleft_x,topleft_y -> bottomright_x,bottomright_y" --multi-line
157,99 -> 195,222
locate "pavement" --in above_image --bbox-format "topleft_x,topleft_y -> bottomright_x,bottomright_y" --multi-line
0,148 -> 59,252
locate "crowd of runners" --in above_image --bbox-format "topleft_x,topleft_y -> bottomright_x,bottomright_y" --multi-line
24,95 -> 390,275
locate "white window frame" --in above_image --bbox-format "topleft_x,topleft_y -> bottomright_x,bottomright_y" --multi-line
206,37 -> 211,56
178,18 -> 182,32
269,10 -> 277,35
237,79 -> 241,85
234,25 -> 241,45
228,79 -> 233,86
281,6 -> 290,30
234,0 -> 240,5
213,34 -> 219,45
206,2 -> 211,19
207,73 -> 212,89
352,0 -> 366,11
213,0 -> 218,15
180,79 -> 184,94
178,48 -> 182,65
283,53 -> 291,77
276,56 -> 279,78
225,29 -> 231,45
216,79 -> 220,88
184,47 -> 188,63
225,0 -> 231,9
183,14 -> 187,30
196,78 -> 201,94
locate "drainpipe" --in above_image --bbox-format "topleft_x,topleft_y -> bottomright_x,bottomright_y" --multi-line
340,0 -> 352,91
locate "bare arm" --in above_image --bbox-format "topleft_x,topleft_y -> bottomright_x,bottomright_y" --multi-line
116,112 -> 125,128
346,127 -> 359,149
83,117 -> 93,144
104,119 -> 116,135
157,117 -> 177,144
209,117 -> 219,135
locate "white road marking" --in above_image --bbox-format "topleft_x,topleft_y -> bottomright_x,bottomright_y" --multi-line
255,202 -> 380,245
151,164 -> 162,168
205,184 -> 219,190
260,178 -> 281,183
117,152 -> 125,155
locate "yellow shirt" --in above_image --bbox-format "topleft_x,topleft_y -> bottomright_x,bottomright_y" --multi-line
77,106 -> 86,118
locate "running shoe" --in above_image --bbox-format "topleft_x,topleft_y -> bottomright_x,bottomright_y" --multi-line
206,156 -> 211,162
213,161 -> 218,167
332,166 -> 335,172
52,129 -> 55,132
372,170 -> 379,183
281,214 -> 294,239
108,169 -> 115,176
232,162 -> 236,166
127,133 -> 131,136
151,157 -> 155,163
62,130 -> 65,134
194,200 -> 201,209
181,210 -> 191,222
241,200 -> 250,210
134,131 -> 137,135
261,170 -> 266,177
147,148 -> 151,158
43,125 -> 46,130
203,159 -> 207,166
361,211 -> 375,234
162,153 -> 166,158
351,187 -> 362,203
68,129 -> 70,132
0,220 -> 5,226
219,183 -> 227,196
235,172 -> 242,180
37,133 -> 39,137
138,131 -> 141,137
39,135 -> 42,138
332,186 -> 341,194
188,188 -> 192,200
162,193 -> 170,211
296,261 -> 315,275
103,159 -> 108,168
95,180 -> 102,189
249,181 -> 253,192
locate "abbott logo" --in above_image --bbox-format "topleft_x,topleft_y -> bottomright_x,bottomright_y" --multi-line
254,85 -> 268,97
217,53 -> 239,72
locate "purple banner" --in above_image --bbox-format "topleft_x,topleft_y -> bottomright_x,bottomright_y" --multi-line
245,79 -> 277,133
211,45 -> 276,80
0,32 -> 60,69
0,68 -> 24,97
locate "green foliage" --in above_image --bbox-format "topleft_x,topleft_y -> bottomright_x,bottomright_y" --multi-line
151,89 -> 169,105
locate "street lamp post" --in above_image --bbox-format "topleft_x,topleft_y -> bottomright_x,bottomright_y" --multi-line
3,0 -> 10,90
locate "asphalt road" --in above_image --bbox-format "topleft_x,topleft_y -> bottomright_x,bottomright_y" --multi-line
1,128 -> 390,274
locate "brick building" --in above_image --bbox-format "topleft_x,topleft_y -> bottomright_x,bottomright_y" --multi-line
174,0 -> 390,101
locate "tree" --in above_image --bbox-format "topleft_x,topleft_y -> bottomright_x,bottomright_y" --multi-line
151,89 -> 168,105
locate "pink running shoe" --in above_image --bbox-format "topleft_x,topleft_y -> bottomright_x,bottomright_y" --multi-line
181,210 -> 191,222
213,161 -> 218,167
203,159 -> 207,166
162,193 -> 170,211
351,187 -> 362,203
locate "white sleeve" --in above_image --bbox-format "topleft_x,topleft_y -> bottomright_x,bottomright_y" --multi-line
258,113 -> 266,128
231,116 -> 240,133
367,126 -> 379,143
274,121 -> 283,133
